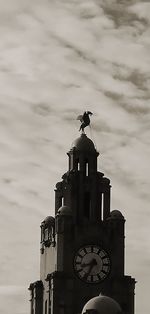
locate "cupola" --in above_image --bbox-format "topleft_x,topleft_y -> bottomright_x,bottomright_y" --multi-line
82,295 -> 122,314
67,133 -> 99,175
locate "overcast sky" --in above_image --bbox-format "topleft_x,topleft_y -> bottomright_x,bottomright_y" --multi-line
0,1 -> 150,313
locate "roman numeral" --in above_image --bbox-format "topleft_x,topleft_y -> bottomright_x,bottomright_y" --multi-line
101,269 -> 107,275
83,247 -> 87,254
90,275 -> 94,282
101,255 -> 107,260
97,274 -> 102,280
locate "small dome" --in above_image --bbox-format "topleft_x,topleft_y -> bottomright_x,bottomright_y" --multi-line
72,133 -> 97,153
42,216 -> 55,227
82,295 -> 122,314
58,206 -> 72,216
108,210 -> 124,220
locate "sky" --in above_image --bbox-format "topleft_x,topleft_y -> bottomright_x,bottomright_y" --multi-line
0,0 -> 150,313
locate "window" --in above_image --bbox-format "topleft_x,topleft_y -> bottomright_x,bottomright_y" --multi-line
84,192 -> 91,219
44,228 -> 49,241
59,304 -> 65,314
101,193 -> 104,221
86,162 -> 89,176
62,197 -> 65,206
45,300 -> 47,314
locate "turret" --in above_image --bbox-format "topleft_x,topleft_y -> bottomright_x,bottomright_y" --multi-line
55,133 -> 111,224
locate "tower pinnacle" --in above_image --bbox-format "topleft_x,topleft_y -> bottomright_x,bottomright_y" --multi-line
29,123 -> 135,314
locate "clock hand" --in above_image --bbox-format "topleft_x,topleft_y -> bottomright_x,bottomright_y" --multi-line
81,258 -> 97,268
83,259 -> 97,278
81,262 -> 91,268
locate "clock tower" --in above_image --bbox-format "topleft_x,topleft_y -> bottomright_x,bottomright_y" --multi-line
29,132 -> 135,314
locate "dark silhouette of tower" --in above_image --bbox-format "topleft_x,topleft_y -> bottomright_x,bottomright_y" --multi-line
29,133 -> 135,314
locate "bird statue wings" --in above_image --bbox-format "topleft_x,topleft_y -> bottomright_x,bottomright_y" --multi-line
77,111 -> 93,132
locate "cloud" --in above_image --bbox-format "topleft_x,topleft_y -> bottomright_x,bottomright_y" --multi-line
0,285 -> 28,314
129,2 -> 150,22
0,1 -> 150,314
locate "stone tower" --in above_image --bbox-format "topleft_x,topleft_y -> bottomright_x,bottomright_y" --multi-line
29,133 -> 135,314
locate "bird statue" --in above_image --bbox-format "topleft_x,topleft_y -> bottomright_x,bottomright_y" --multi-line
77,111 -> 93,132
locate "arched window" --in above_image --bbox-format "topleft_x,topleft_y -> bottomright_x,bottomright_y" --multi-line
62,197 -> 65,206
101,193 -> 104,221
44,228 -> 49,241
84,191 -> 91,219
86,162 -> 89,176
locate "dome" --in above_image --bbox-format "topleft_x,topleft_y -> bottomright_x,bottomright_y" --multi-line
42,216 -> 55,227
108,210 -> 124,220
72,133 -> 97,153
82,295 -> 122,314
57,205 -> 72,216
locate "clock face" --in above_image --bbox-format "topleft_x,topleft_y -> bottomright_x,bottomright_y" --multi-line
74,245 -> 110,283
